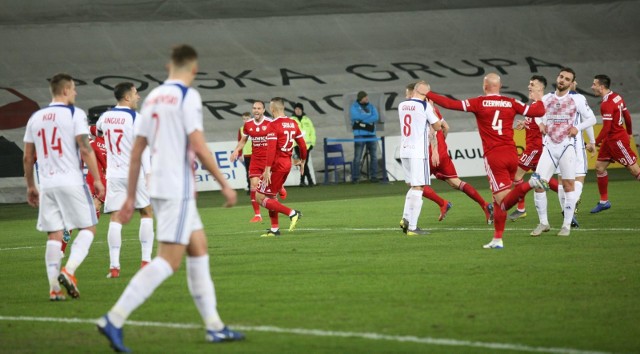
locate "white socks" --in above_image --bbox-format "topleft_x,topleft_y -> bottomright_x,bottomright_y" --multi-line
407,189 -> 423,230
562,191 -> 577,228
534,191 -> 549,225
65,229 -> 94,275
139,218 -> 155,262
45,240 -> 63,291
108,257 -> 174,328
187,255 -> 224,331
108,222 -> 123,269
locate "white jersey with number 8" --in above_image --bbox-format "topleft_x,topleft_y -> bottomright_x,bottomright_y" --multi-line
398,99 -> 440,159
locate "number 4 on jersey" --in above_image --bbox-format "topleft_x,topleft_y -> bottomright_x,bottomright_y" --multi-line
492,111 -> 503,136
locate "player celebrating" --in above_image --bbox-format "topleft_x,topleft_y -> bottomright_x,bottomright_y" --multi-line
402,83 -> 493,225
254,97 -> 307,237
509,76 -> 560,222
231,101 -> 288,223
590,74 -> 640,213
23,73 -> 104,300
97,82 -> 155,278
398,81 -> 442,235
97,45 -> 243,352
427,73 -> 546,249
527,68 -> 596,237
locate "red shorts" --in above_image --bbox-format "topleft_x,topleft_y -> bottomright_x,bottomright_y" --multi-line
484,146 -> 518,194
258,170 -> 290,197
597,138 -> 638,166
518,147 -> 542,171
248,158 -> 266,178
430,154 -> 458,180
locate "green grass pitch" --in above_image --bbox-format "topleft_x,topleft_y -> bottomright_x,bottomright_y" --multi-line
0,170 -> 638,353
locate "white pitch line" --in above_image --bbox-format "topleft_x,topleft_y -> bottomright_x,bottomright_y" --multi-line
2,226 -> 638,251
0,315 -> 611,354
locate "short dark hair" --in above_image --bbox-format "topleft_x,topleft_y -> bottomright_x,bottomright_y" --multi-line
171,44 -> 198,67
114,82 -> 135,101
559,67 -> 576,82
270,97 -> 285,106
252,100 -> 265,109
406,82 -> 416,90
49,73 -> 73,96
530,75 -> 547,88
594,74 -> 611,89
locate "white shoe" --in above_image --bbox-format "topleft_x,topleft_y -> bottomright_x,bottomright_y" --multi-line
530,224 -> 551,237
482,238 -> 503,249
530,173 -> 550,191
557,226 -> 571,237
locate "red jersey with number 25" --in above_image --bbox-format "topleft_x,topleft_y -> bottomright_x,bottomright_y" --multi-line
265,116 -> 307,173
426,92 -> 545,155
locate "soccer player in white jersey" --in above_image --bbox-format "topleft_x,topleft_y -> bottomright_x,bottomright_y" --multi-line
530,68 -> 596,237
97,45 -> 244,352
96,82 -> 155,279
23,73 -> 105,301
398,81 -> 442,235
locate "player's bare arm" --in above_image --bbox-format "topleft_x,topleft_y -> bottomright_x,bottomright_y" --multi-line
22,142 -> 39,207
429,129 -> 440,167
262,166 -> 272,186
441,120 -> 450,139
189,129 -> 237,208
77,134 -> 105,200
230,134 -> 248,162
119,135 -> 147,224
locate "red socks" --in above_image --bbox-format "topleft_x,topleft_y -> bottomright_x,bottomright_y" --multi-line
250,189 -> 260,215
269,210 -> 279,229
422,187 -> 445,207
492,201 -> 505,239
548,177 -> 559,193
263,198 -> 293,216
459,181 -> 487,207
596,171 -> 609,201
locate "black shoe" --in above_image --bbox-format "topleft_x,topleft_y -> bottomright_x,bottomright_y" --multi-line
299,182 -> 307,187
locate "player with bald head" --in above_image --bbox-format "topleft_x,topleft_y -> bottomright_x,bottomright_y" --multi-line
427,73 -> 546,249
399,82 -> 493,227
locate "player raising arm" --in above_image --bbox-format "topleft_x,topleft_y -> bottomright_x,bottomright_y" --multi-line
426,73 -> 546,249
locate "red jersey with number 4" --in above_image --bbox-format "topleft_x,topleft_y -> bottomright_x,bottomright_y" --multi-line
265,116 -> 307,172
596,91 -> 633,145
426,92 -> 545,155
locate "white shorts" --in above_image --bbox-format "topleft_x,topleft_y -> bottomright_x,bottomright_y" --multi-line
537,142 -> 576,181
401,158 -> 430,187
556,143 -> 587,177
151,198 -> 203,245
104,177 -> 151,213
37,185 -> 97,232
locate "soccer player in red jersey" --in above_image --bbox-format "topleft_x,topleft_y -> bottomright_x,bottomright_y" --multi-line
231,101 -> 271,222
426,73 -> 546,249
255,97 -> 307,237
509,76 -> 560,221
86,125 -> 107,219
400,83 -> 492,224
590,74 -> 640,213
